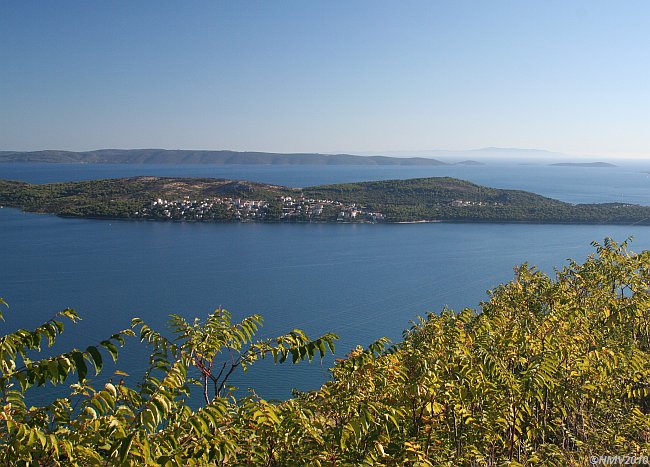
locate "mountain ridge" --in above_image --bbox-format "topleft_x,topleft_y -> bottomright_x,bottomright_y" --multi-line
0,149 -> 449,166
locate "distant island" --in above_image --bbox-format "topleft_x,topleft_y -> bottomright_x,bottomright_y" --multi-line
549,162 -> 617,167
1,176 -> 649,225
0,149 -> 455,166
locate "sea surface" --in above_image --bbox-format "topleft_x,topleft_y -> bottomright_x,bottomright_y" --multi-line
2,160 -> 650,205
1,161 -> 650,401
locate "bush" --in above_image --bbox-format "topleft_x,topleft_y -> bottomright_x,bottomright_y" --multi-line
1,239 -> 649,465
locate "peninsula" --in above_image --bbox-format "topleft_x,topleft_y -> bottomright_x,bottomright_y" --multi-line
0,149 -> 452,166
1,176 -> 649,225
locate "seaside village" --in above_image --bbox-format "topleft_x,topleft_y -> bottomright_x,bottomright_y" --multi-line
135,195 -> 386,223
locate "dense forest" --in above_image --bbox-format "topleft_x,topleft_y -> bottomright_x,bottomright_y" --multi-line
2,176 -> 650,225
1,239 -> 649,465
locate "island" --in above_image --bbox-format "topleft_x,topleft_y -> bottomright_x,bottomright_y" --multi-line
0,149 -> 449,166
1,176 -> 649,225
549,162 -> 617,167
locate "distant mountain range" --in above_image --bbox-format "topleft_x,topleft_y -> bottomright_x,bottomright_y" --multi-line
356,147 -> 574,160
0,149 -> 485,166
341,147 -> 625,163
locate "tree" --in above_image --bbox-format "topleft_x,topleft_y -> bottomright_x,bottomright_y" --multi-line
0,301 -> 337,465
1,239 -> 649,465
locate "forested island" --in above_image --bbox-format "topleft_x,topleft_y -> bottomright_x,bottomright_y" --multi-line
2,176 -> 650,225
0,149 -> 466,166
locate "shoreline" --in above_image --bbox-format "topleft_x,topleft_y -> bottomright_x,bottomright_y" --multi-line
4,175 -> 650,228
3,207 -> 649,227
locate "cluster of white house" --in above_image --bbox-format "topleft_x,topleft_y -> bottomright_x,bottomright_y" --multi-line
134,195 -> 385,222
450,199 -> 502,207
134,197 -> 268,220
279,195 -> 327,219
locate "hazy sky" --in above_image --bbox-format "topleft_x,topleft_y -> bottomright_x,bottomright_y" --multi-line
1,1 -> 649,157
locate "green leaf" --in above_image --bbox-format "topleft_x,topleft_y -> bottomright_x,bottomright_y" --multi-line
86,346 -> 103,374
118,432 -> 136,463
100,340 -> 119,362
317,340 -> 326,358
290,348 -> 299,364
47,359 -> 59,382
71,351 -> 88,382
15,372 -> 28,392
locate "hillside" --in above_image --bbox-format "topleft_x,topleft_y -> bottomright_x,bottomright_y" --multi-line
2,176 -> 650,225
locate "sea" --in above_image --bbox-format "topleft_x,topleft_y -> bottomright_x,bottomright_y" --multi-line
1,161 -> 650,402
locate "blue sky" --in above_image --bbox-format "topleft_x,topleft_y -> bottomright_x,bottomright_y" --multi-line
1,1 -> 649,157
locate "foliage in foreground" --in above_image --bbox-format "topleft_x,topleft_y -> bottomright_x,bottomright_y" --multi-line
1,239 -> 650,465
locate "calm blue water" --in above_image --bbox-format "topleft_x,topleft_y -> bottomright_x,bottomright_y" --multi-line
1,161 -> 650,204
1,162 -> 650,401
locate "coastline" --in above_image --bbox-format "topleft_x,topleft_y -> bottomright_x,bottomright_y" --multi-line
1,207 -> 646,227
4,175 -> 650,227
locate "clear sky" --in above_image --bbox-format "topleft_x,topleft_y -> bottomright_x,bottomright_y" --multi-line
1,1 -> 649,157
